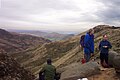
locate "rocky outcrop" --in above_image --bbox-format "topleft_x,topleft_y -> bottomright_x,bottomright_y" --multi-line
108,51 -> 120,73
60,62 -> 100,80
0,50 -> 35,80
93,25 -> 112,33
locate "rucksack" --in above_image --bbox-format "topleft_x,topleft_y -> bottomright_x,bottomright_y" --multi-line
80,35 -> 85,48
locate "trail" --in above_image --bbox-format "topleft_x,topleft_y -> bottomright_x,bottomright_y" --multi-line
88,68 -> 120,80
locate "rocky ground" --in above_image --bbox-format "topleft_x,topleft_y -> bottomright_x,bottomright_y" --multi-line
0,50 -> 35,80
88,68 -> 120,80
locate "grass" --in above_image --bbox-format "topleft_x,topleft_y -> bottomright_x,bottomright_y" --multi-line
11,26 -> 120,76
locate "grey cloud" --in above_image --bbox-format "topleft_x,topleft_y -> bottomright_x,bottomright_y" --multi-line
1,0 -> 78,23
2,0 -> 77,14
0,0 -> 120,31
95,0 -> 120,24
60,13 -> 101,23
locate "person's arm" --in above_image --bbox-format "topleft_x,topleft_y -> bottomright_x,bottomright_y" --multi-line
39,66 -> 45,80
91,34 -> 94,54
108,41 -> 112,49
39,66 -> 45,74
55,67 -> 56,74
99,41 -> 101,51
54,67 -> 57,79
84,34 -> 90,48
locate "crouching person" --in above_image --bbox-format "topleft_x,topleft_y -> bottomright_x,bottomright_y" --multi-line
99,34 -> 112,67
39,58 -> 56,80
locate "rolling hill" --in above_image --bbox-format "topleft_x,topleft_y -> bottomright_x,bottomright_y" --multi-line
10,25 -> 120,78
11,30 -> 75,41
0,28 -> 51,54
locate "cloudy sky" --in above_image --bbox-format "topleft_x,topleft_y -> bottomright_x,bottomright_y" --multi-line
0,0 -> 120,32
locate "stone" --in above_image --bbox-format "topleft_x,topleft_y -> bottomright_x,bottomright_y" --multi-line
60,62 -> 100,80
108,51 -> 120,73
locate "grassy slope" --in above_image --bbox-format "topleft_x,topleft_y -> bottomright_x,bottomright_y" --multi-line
57,26 -> 120,68
11,36 -> 78,75
11,25 -> 120,76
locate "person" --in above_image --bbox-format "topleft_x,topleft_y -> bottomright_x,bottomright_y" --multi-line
39,58 -> 56,80
84,29 -> 94,62
99,34 -> 112,67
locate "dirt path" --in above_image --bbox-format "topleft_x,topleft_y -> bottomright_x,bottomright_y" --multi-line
88,68 -> 120,80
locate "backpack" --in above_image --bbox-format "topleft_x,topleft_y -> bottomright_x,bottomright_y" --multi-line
80,35 -> 85,48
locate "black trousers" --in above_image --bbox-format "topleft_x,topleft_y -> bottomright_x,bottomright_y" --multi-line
100,53 -> 108,64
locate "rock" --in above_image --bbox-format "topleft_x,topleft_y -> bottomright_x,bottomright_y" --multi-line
108,51 -> 120,73
0,51 -> 35,80
108,51 -> 118,66
93,25 -> 112,33
60,62 -> 100,80
113,55 -> 120,68
57,63 -> 82,73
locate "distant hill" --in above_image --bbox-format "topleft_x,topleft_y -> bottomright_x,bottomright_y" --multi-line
11,30 -> 75,41
0,28 -> 51,54
11,25 -> 120,77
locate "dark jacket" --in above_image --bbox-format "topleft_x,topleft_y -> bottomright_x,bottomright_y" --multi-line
84,33 -> 94,54
99,40 -> 112,54
39,64 -> 56,80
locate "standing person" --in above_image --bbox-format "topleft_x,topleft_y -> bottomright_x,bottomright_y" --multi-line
84,29 -> 94,62
39,58 -> 56,80
99,35 -> 112,67
80,35 -> 86,64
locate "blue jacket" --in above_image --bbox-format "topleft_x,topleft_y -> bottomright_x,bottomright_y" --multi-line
99,40 -> 112,54
84,33 -> 94,54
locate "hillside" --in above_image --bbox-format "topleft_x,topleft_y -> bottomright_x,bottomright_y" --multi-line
57,25 -> 120,68
11,25 -> 120,78
0,49 -> 35,80
0,29 -> 51,54
11,37 -> 78,74
12,30 -> 75,41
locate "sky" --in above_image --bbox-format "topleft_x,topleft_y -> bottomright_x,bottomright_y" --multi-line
0,0 -> 120,32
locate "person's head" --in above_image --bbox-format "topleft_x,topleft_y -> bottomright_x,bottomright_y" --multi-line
47,58 -> 52,65
103,34 -> 108,40
88,29 -> 94,35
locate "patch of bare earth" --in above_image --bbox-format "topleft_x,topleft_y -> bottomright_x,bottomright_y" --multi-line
88,68 -> 120,80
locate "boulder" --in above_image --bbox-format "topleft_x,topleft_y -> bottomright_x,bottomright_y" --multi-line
108,51 -> 120,73
60,62 -> 100,80
108,51 -> 118,66
57,63 -> 82,73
